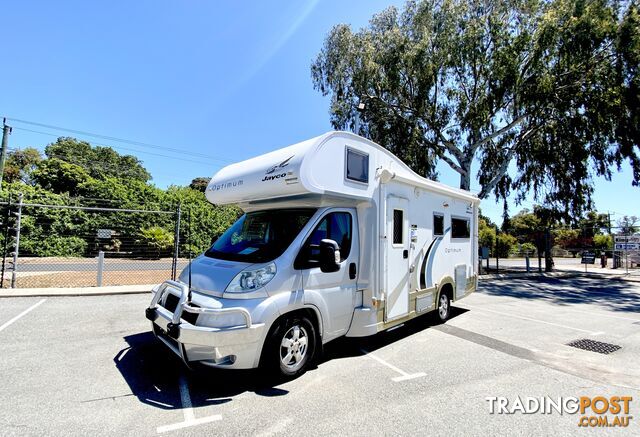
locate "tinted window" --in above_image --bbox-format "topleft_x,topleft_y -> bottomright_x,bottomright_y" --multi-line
295,212 -> 352,269
451,217 -> 470,239
393,209 -> 403,244
346,148 -> 369,183
205,209 -> 315,262
434,214 -> 444,236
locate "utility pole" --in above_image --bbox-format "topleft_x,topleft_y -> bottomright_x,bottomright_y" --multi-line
0,118 -> 12,191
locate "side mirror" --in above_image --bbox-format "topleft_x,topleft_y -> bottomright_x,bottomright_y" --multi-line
319,239 -> 341,273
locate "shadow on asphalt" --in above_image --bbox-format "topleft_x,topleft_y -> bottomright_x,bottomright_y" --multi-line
479,276 -> 640,313
114,308 -> 468,410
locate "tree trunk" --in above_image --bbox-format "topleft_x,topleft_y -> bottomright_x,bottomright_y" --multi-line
459,160 -> 471,191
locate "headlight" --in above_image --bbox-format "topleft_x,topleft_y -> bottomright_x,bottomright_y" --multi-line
225,262 -> 277,292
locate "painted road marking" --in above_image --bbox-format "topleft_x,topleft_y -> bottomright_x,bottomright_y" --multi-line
156,374 -> 221,434
0,299 -> 46,333
460,304 -> 600,335
156,415 -> 221,433
361,349 -> 426,382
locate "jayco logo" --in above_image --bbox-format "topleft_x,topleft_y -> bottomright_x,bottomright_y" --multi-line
262,173 -> 286,181
265,155 -> 294,174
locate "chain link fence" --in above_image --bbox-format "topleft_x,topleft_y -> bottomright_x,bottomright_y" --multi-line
1,193 -> 637,286
0,195 -> 197,288
479,225 -> 640,277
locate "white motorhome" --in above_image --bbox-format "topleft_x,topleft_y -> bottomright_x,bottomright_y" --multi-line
146,131 -> 480,376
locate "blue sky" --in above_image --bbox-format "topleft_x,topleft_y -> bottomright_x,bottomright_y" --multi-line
2,0 -> 638,225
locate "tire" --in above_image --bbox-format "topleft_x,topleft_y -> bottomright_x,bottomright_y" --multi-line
437,291 -> 451,322
264,315 -> 317,378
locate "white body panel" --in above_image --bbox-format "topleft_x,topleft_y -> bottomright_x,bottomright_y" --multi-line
149,131 -> 480,369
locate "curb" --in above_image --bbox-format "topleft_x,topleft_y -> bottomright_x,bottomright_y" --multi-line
0,284 -> 154,298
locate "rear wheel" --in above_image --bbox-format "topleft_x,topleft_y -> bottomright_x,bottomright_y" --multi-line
437,291 -> 451,322
265,315 -> 317,378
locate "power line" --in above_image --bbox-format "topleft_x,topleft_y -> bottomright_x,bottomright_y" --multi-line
12,126 -> 225,168
7,117 -> 233,164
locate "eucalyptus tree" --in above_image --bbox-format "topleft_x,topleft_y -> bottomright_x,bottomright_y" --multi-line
312,0 -> 639,218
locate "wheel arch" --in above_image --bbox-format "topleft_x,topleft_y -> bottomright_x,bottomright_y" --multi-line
257,305 -> 323,368
437,276 -> 455,303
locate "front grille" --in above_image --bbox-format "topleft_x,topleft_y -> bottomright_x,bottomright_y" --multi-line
160,293 -> 199,325
182,303 -> 199,325
566,339 -> 621,355
161,293 -> 180,313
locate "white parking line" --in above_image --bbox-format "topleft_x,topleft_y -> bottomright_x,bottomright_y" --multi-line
156,415 -> 221,433
0,299 -> 46,333
361,349 -> 426,382
156,374 -> 221,434
460,305 -> 600,335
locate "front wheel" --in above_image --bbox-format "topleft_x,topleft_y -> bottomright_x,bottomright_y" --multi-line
437,292 -> 451,322
264,315 -> 317,378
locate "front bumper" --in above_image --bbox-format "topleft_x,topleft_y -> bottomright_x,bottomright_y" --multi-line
146,280 -> 266,369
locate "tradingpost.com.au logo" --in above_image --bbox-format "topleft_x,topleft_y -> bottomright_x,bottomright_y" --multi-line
486,396 -> 633,428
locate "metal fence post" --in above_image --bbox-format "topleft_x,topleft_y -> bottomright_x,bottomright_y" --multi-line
171,204 -> 181,281
10,193 -> 23,289
97,251 -> 104,287
525,253 -> 530,273
1,194 -> 11,287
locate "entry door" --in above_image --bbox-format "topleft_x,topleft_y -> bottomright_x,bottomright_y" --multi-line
385,196 -> 410,321
300,209 -> 358,339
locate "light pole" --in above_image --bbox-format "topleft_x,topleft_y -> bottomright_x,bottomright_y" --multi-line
355,98 -> 367,134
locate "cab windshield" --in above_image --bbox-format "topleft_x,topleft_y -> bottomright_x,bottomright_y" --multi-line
204,208 -> 316,263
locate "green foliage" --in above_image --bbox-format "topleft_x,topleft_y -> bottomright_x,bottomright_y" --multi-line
32,158 -> 93,196
312,0 -> 640,219
496,233 -> 518,258
506,209 -> 542,240
0,170 -> 241,259
520,242 -> 537,256
578,211 -> 610,237
593,234 -> 613,249
45,137 -> 151,182
478,218 -> 496,250
553,228 -> 580,250
3,147 -> 42,184
189,177 -> 210,192
139,226 -> 174,258
21,235 -> 88,257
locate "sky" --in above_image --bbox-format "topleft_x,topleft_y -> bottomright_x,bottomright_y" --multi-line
2,0 -> 638,225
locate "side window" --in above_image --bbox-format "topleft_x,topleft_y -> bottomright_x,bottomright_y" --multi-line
393,209 -> 404,245
451,217 -> 470,239
295,212 -> 352,269
345,148 -> 369,183
433,213 -> 444,236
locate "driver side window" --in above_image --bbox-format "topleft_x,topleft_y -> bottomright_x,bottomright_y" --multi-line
294,212 -> 352,269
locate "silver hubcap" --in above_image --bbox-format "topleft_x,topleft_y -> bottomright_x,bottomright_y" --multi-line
280,325 -> 309,371
439,295 -> 449,318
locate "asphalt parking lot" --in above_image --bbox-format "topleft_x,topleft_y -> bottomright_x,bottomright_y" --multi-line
1,276 -> 639,436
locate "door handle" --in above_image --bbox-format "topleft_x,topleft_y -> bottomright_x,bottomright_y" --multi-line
349,263 -> 357,280
403,250 -> 408,259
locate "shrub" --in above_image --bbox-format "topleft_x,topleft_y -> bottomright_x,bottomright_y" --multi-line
22,235 -> 88,257
138,226 -> 174,259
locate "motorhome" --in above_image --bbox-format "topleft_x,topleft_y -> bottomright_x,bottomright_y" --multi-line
146,131 -> 480,377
